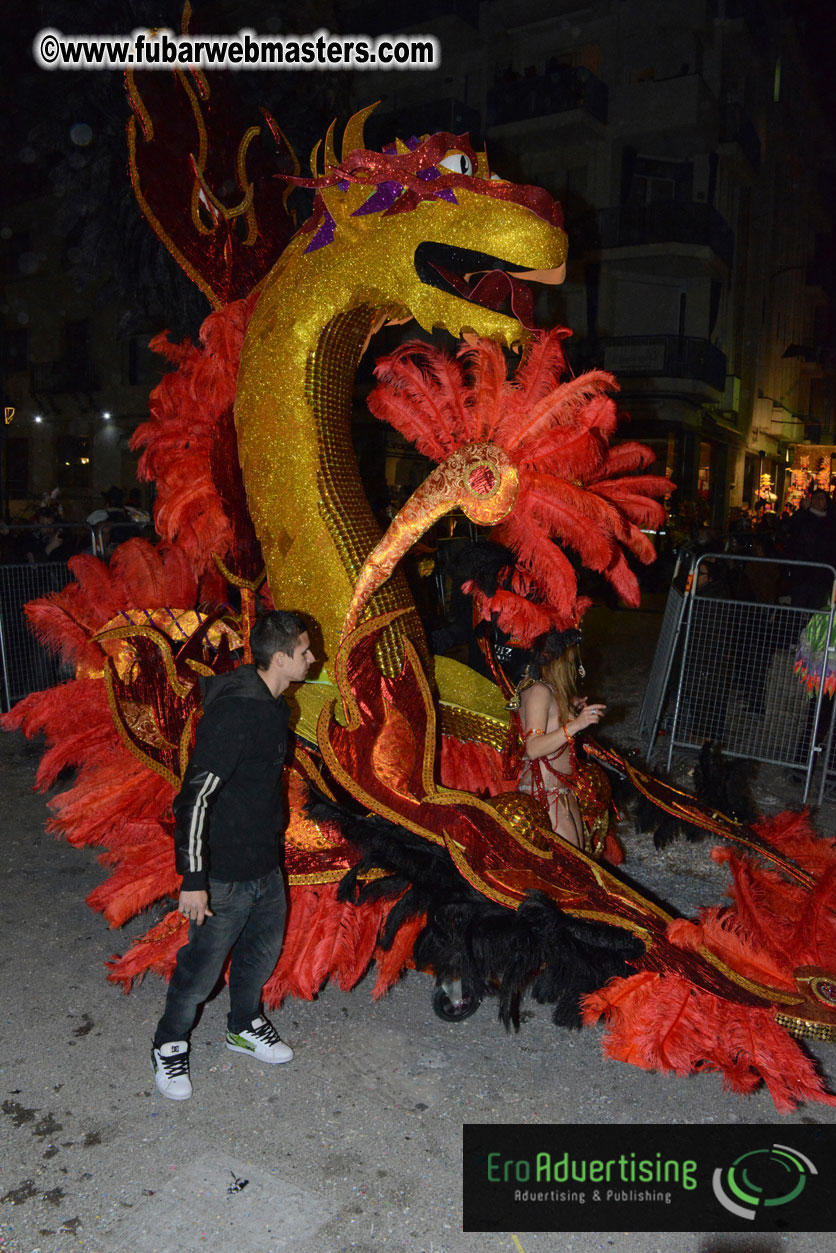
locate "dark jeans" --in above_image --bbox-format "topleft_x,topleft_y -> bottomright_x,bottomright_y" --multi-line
154,870 -> 286,1047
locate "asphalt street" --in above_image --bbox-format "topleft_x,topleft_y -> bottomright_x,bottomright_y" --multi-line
3,605 -> 836,1253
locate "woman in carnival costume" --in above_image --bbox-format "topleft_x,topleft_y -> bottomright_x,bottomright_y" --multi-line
514,629 -> 606,852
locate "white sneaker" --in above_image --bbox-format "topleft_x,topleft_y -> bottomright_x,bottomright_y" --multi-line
225,1015 -> 293,1064
152,1040 -> 193,1100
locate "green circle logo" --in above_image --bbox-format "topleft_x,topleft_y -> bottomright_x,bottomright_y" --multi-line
713,1144 -> 817,1220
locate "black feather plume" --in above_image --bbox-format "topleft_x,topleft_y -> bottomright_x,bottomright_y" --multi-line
306,790 -> 644,1031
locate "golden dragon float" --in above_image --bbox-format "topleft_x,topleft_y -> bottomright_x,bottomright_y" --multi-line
6,45 -> 836,1114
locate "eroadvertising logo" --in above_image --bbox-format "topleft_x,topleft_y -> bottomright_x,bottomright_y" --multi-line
712,1143 -> 816,1221
462,1125 -> 836,1233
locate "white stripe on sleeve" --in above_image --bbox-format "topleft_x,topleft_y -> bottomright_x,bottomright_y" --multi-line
188,772 -> 222,872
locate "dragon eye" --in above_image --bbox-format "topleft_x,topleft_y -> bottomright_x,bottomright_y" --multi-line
438,151 -> 474,176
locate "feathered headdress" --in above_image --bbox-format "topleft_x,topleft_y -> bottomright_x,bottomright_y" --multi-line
536,626 -> 582,662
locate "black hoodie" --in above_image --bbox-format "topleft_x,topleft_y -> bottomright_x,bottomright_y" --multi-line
172,665 -> 290,891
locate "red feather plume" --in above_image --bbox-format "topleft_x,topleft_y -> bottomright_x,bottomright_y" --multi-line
367,328 -> 671,633
132,293 -> 262,587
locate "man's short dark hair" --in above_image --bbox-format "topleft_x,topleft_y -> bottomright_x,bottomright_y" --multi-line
250,611 -> 307,670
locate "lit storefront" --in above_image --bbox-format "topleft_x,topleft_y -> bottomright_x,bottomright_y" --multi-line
788,446 -> 836,505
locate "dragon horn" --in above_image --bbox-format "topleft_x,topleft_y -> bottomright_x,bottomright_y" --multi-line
341,443 -> 519,641
309,138 -> 322,179
341,102 -> 379,161
323,118 -> 339,171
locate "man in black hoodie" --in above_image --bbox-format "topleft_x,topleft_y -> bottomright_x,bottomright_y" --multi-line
152,610 -> 316,1100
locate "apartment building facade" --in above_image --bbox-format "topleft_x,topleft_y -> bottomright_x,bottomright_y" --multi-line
2,0 -> 834,528
349,0 -> 836,525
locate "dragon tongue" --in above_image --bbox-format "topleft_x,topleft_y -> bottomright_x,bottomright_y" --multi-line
467,270 -> 536,330
426,259 -> 538,330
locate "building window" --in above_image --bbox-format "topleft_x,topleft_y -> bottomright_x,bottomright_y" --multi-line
2,327 -> 29,373
632,173 -> 676,204
56,435 -> 92,491
64,319 -> 91,370
6,437 -> 29,496
627,156 -> 694,206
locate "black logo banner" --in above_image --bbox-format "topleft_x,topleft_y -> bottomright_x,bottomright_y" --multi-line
463,1123 -> 836,1232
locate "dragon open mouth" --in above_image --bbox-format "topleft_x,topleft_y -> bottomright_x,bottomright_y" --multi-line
414,241 -> 564,331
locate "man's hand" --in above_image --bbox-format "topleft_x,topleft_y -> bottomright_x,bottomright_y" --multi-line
179,889 -> 213,925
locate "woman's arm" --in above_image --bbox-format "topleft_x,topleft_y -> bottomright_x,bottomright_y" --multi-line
520,684 -> 605,760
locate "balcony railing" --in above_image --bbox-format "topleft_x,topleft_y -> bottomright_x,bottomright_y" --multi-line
487,65 -> 608,128
582,335 -> 728,392
582,202 -> 734,267
31,361 -> 98,394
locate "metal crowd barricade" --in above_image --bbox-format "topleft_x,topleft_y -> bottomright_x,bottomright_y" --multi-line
810,622 -> 836,805
658,553 -> 836,803
0,524 -> 97,713
638,550 -> 690,760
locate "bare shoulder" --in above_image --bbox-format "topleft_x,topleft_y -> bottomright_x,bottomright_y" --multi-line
520,681 -> 553,708
521,679 -> 551,696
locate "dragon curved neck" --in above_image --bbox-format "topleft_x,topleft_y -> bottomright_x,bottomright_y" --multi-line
235,284 -> 427,675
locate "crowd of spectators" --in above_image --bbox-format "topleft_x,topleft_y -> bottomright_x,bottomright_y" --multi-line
5,480 -> 836,620
0,486 -> 153,565
671,490 -> 836,609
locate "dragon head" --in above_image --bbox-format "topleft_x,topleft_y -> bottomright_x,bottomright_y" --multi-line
231,105 -> 570,667
272,102 -> 568,344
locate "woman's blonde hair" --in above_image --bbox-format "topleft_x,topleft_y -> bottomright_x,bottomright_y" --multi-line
540,645 -> 580,723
